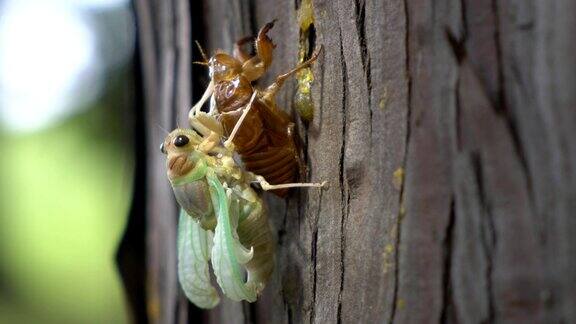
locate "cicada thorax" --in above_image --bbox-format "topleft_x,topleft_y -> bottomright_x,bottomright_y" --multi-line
172,179 -> 216,230
167,151 -> 216,230
214,74 -> 303,197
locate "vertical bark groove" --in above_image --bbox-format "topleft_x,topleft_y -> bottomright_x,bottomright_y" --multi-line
335,27 -> 348,324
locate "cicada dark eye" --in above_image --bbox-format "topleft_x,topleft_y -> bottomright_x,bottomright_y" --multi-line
160,142 -> 166,154
174,135 -> 190,147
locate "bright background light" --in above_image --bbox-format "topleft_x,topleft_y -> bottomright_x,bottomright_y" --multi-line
0,0 -> 134,323
0,0 -> 128,132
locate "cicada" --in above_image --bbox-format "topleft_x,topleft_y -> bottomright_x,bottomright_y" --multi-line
190,21 -> 322,197
161,93 -> 324,308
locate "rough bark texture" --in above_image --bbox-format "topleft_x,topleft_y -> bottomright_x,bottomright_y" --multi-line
118,0 -> 576,323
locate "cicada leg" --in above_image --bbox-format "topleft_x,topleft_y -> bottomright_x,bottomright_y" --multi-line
190,111 -> 223,137
187,83 -> 228,155
233,36 -> 255,63
223,91 -> 258,149
254,20 -> 276,68
189,80 -> 214,119
191,90 -> 258,156
241,21 -> 276,82
260,46 -> 322,104
252,174 -> 326,191
197,131 -> 220,153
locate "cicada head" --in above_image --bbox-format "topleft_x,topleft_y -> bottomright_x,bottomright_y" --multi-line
209,52 -> 242,82
161,128 -> 205,181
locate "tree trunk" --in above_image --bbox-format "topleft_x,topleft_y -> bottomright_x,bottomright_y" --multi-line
118,0 -> 576,323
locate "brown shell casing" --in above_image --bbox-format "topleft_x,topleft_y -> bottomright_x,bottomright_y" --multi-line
207,21 -> 314,197
215,75 -> 301,197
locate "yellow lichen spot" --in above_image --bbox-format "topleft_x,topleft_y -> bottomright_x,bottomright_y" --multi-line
385,244 -> 394,254
396,298 -> 406,310
393,167 -> 405,191
382,243 -> 395,274
379,86 -> 389,110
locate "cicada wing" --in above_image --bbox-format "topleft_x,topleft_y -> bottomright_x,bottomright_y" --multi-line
207,173 -> 258,302
177,209 -> 220,309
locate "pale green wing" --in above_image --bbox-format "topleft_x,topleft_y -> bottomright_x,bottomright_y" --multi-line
207,172 -> 257,302
177,209 -> 220,308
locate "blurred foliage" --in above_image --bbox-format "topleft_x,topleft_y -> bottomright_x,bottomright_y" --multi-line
0,54 -> 134,324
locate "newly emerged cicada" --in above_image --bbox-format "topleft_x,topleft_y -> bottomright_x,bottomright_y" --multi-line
190,21 -> 322,197
162,92 -> 325,308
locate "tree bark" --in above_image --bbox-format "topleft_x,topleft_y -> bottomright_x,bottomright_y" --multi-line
118,0 -> 576,323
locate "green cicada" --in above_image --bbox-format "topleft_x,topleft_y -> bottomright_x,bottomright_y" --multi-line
161,94 -> 324,308
161,129 -> 273,307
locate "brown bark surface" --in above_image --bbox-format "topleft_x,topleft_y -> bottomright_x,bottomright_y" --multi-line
118,0 -> 576,323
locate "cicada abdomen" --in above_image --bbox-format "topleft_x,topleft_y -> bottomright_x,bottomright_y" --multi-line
234,189 -> 274,293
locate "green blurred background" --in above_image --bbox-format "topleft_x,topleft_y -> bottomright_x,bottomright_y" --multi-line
0,0 -> 134,322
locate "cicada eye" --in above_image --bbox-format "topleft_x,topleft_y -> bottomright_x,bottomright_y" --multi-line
160,142 -> 166,154
174,135 -> 190,147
